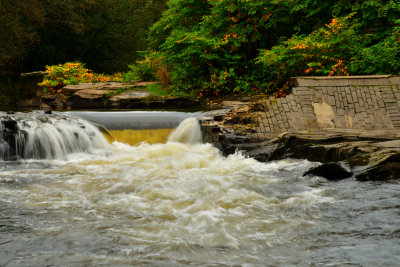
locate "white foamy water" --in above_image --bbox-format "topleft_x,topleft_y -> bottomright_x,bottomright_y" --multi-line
0,112 -> 399,266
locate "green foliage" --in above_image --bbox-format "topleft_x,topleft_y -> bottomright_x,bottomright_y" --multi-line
257,14 -> 359,91
147,0 -> 400,98
124,60 -> 156,82
123,52 -> 171,87
257,9 -> 400,92
349,27 -> 400,74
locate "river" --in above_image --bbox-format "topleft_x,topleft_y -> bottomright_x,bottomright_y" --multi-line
0,111 -> 399,266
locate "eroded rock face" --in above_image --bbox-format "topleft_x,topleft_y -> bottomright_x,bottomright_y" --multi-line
200,104 -> 400,181
252,130 -> 400,181
355,152 -> 400,181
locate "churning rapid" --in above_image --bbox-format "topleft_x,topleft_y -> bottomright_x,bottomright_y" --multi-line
0,112 -> 399,266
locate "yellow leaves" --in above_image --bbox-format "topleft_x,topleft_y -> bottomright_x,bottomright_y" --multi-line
223,71 -> 228,80
291,43 -> 307,50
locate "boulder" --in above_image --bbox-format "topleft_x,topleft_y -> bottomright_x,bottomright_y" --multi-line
303,162 -> 353,180
246,144 -> 279,162
67,90 -> 107,109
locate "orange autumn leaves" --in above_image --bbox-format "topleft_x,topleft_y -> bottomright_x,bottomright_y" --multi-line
290,17 -> 350,77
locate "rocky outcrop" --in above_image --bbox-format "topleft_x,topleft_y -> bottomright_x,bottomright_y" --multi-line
259,130 -> 400,181
40,82 -> 137,109
38,81 -> 201,110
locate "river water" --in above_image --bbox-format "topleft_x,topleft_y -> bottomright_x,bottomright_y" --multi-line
0,112 -> 399,266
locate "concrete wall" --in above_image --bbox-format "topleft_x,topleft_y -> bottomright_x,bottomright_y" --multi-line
252,75 -> 400,141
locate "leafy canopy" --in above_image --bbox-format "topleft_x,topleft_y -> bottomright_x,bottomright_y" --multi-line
144,0 -> 400,97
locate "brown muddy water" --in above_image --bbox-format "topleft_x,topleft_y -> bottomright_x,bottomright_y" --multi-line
0,112 -> 399,266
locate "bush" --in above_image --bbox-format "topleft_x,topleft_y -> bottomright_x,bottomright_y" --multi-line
123,52 -> 171,87
38,62 -> 122,93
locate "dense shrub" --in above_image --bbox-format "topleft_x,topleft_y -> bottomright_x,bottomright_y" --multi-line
123,52 -> 171,87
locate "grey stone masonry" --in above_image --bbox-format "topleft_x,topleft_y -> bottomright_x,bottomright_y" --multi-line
253,75 -> 400,141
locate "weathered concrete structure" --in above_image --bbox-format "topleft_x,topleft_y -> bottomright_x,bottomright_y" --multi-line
200,76 -> 400,181
253,75 -> 400,141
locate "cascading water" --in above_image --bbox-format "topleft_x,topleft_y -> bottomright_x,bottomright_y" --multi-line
0,111 -> 399,266
168,117 -> 202,144
0,111 -> 109,160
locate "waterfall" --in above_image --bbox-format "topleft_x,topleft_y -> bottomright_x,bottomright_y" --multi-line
0,111 -> 109,160
167,117 -> 202,144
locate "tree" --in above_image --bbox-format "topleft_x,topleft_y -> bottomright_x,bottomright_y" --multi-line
0,0 -> 45,72
147,0 -> 400,97
0,0 -> 167,74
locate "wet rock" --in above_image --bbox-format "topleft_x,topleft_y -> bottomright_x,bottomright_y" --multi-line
355,152 -> 400,181
200,114 -> 400,181
303,162 -> 353,180
2,119 -> 18,132
1,118 -> 21,160
246,144 -> 279,162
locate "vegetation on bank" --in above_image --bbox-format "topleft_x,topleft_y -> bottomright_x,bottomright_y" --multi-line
39,62 -> 123,93
2,0 -> 400,103
138,0 -> 400,98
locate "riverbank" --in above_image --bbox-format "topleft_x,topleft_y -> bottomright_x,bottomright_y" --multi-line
200,76 -> 400,181
3,72 -> 202,111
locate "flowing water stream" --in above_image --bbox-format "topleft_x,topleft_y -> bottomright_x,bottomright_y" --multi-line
0,111 -> 399,266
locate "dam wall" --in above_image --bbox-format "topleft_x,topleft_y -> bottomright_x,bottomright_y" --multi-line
252,75 -> 400,141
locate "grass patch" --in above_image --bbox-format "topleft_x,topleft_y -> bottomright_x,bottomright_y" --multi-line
138,83 -> 168,97
108,82 -> 193,99
135,83 -> 192,98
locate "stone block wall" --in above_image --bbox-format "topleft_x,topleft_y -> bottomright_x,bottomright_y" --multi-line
252,75 -> 400,141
